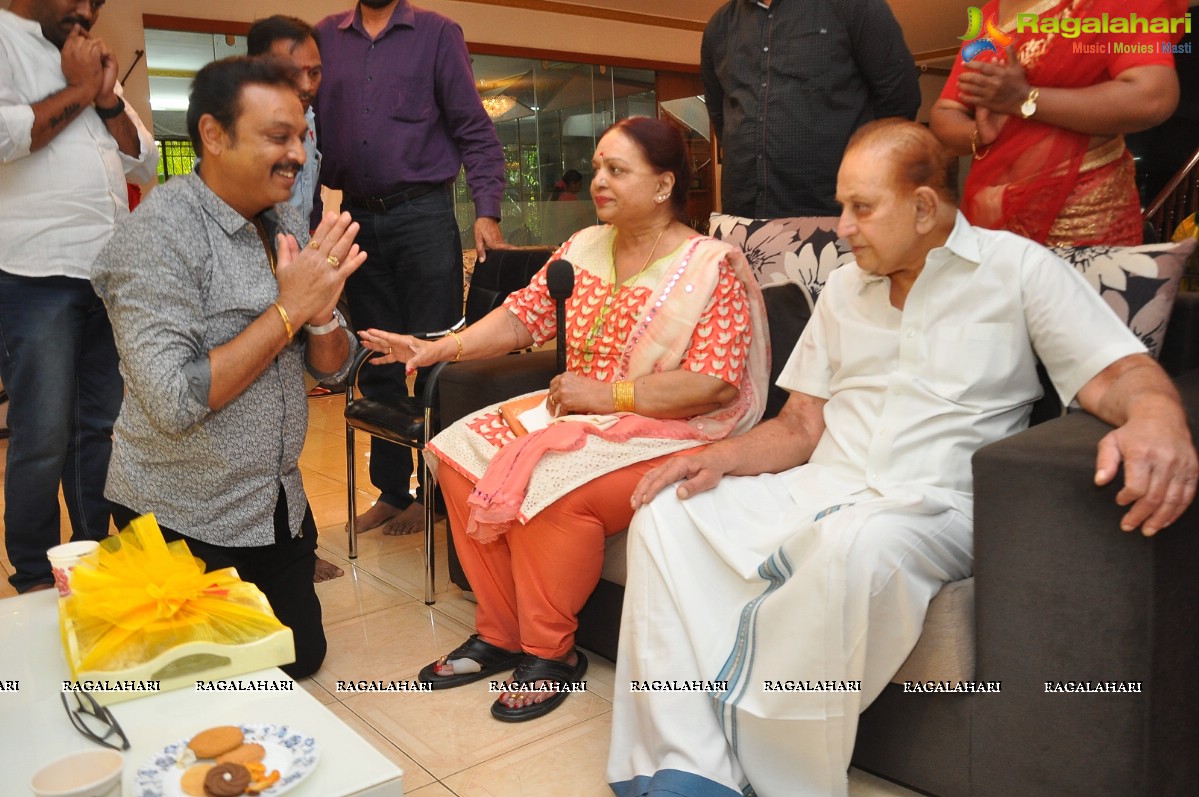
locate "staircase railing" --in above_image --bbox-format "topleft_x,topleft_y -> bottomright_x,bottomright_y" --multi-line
1144,145 -> 1199,244
1144,145 -> 1199,290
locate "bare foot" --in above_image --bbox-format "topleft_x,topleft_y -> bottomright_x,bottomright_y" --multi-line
348,499 -> 403,534
314,556 -> 344,582
380,502 -> 442,536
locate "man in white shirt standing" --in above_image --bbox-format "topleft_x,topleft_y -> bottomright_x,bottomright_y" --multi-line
0,0 -> 157,592
247,15 -> 322,228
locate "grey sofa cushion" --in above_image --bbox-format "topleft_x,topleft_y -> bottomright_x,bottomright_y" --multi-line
603,533 -> 977,685
891,578 -> 975,685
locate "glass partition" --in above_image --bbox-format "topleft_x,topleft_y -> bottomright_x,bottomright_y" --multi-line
141,28 -> 656,247
457,56 -> 655,249
143,28 -> 246,181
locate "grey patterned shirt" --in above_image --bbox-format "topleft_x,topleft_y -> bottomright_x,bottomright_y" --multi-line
93,172 -> 354,546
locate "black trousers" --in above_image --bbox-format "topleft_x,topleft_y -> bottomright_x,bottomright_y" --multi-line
111,488 -> 326,679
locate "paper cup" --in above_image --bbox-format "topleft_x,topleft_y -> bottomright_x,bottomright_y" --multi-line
46,541 -> 100,598
30,749 -> 123,797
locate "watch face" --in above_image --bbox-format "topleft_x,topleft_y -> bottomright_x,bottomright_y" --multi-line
1021,90 -> 1038,118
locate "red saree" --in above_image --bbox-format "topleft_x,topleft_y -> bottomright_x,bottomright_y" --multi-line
940,0 -> 1183,245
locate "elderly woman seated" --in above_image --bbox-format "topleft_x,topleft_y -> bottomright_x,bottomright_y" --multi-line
358,117 -> 769,721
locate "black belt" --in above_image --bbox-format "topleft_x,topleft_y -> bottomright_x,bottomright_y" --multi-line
345,182 -> 447,213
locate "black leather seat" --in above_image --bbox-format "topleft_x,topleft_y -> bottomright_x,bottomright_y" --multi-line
342,247 -> 554,603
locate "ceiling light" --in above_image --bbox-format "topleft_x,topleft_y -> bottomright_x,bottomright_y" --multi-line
480,95 -> 517,119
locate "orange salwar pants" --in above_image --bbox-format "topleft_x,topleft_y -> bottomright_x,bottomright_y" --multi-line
439,453 -> 677,660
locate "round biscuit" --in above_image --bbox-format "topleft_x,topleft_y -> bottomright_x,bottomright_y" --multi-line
216,742 -> 266,765
187,725 -> 244,758
180,762 -> 213,796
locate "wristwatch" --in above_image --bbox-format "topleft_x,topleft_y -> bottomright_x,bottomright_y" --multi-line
1020,87 -> 1040,119
94,97 -> 125,121
303,317 -> 340,336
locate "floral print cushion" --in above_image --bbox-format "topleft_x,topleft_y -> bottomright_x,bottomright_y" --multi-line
708,213 -> 851,307
711,211 -> 1194,361
1052,239 -> 1195,359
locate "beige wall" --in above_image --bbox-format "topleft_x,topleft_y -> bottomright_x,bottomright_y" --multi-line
0,0 -> 956,137
80,0 -> 705,128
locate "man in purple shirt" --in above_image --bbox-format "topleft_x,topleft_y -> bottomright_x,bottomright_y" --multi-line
315,0 -> 506,535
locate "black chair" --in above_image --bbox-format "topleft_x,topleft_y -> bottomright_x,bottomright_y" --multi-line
342,247 -> 554,603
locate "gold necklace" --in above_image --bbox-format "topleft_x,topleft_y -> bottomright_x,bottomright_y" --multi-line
585,225 -> 667,352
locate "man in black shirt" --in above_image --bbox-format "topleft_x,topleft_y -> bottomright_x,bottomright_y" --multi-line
702,0 -> 921,218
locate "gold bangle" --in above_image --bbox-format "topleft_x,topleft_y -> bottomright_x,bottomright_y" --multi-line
613,379 -> 635,413
449,330 -> 464,362
971,126 -> 989,160
272,301 -> 294,341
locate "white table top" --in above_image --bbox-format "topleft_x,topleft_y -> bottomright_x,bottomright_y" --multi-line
0,590 -> 404,796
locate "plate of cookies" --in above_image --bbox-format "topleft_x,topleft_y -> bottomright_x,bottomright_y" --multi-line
133,723 -> 319,797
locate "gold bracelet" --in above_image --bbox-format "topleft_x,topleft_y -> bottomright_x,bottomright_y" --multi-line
971,126 -> 989,160
272,301 -> 294,341
613,379 -> 635,413
449,330 -> 464,362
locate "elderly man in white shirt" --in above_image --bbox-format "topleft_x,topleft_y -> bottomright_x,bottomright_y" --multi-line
0,0 -> 157,593
607,119 -> 1197,797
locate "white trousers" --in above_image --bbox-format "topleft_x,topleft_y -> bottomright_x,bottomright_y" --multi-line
607,470 -> 974,797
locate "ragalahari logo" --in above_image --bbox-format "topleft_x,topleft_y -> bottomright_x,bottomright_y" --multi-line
959,6 -> 1013,61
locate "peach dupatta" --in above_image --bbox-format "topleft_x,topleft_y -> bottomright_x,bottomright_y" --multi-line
447,233 -> 769,543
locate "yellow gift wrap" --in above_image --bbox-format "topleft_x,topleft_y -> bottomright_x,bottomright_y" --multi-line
59,514 -> 295,705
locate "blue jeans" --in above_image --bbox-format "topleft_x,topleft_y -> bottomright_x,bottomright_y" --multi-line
0,271 -> 123,592
344,186 -> 463,509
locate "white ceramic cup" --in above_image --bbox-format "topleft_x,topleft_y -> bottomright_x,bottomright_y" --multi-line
30,748 -> 123,797
46,541 -> 101,598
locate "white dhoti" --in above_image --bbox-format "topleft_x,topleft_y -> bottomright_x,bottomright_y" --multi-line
607,468 -> 974,797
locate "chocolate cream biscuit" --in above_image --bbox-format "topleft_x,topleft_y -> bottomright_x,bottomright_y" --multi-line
204,762 -> 251,797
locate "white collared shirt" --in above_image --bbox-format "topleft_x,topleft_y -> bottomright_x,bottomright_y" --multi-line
779,212 -> 1145,499
288,105 -> 320,222
0,9 -> 157,279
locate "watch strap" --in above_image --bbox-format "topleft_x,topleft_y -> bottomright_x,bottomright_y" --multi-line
303,317 -> 341,336
95,97 -> 126,121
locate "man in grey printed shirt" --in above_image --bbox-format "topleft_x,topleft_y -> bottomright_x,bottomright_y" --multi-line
92,57 -> 366,678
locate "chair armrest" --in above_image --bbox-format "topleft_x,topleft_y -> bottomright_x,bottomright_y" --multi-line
969,369 -> 1199,795
438,350 -> 558,428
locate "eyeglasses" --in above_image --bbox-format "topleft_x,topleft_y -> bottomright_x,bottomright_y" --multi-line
60,691 -> 131,751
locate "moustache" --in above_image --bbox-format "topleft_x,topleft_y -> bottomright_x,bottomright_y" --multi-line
273,161 -> 304,175
64,17 -> 93,32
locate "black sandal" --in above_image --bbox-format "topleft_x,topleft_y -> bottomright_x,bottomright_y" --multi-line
490,649 -> 588,722
417,634 -> 524,690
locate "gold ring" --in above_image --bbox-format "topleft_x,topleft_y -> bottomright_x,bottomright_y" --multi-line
308,240 -> 321,249
388,347 -> 393,356
326,254 -> 340,268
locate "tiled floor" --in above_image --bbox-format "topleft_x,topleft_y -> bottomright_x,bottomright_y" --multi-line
0,395 -> 920,796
